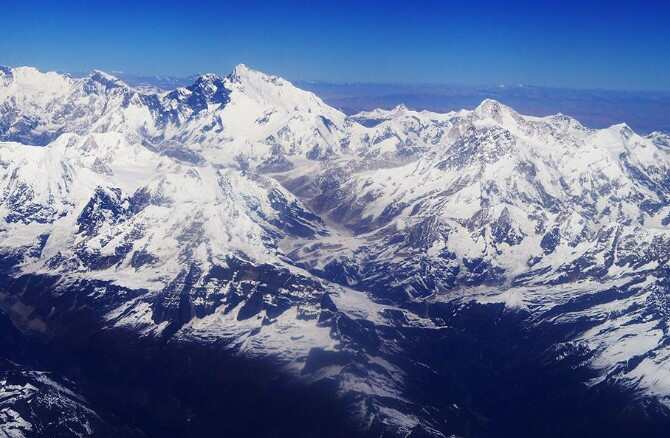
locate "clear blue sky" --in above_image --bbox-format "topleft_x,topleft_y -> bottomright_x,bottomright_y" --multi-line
2,0 -> 669,90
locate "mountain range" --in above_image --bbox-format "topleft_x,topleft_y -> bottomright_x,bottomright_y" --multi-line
1,64 -> 670,437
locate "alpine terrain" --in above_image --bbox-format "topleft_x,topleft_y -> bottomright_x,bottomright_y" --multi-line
1,64 -> 670,437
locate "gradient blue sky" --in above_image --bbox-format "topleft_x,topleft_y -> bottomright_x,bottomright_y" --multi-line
2,0 -> 669,90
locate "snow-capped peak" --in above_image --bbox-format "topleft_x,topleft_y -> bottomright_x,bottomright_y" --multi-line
228,63 -> 275,85
609,121 -> 634,137
0,66 -> 74,113
10,66 -> 48,79
89,69 -> 122,82
189,73 -> 227,99
647,131 -> 670,149
3,66 -> 72,91
349,104 -> 414,123
84,69 -> 128,92
231,63 -> 251,77
196,72 -> 222,82
226,63 -> 308,96
474,98 -> 517,119
223,63 -> 344,122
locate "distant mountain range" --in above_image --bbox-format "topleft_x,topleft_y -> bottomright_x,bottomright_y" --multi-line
105,71 -> 670,134
1,64 -> 670,437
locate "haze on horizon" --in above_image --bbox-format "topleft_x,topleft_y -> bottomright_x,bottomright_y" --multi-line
2,0 -> 669,92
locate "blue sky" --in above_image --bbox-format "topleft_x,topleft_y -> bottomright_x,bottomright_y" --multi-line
2,0 -> 669,90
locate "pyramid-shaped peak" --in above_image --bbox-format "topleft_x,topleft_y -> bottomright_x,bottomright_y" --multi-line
608,122 -> 636,139
227,63 -> 288,87
610,122 -> 632,131
232,63 -> 251,75
85,69 -> 127,90
229,63 -> 262,81
476,98 -> 506,111
90,69 -> 120,81
474,98 -> 519,120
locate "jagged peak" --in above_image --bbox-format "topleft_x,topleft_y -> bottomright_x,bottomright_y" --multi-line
232,63 -> 251,76
647,131 -> 670,149
648,130 -> 669,138
229,63 -> 258,82
74,70 -> 130,97
610,122 -> 631,130
608,122 -> 635,139
227,63 -> 288,88
85,69 -> 127,89
186,73 -> 228,104
90,69 -> 119,81
221,63 -> 343,117
195,72 -> 223,83
190,73 -> 225,93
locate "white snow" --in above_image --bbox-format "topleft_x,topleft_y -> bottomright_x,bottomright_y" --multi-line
2,63 -> 670,428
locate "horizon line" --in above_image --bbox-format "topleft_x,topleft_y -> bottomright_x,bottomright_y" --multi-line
4,63 -> 670,95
